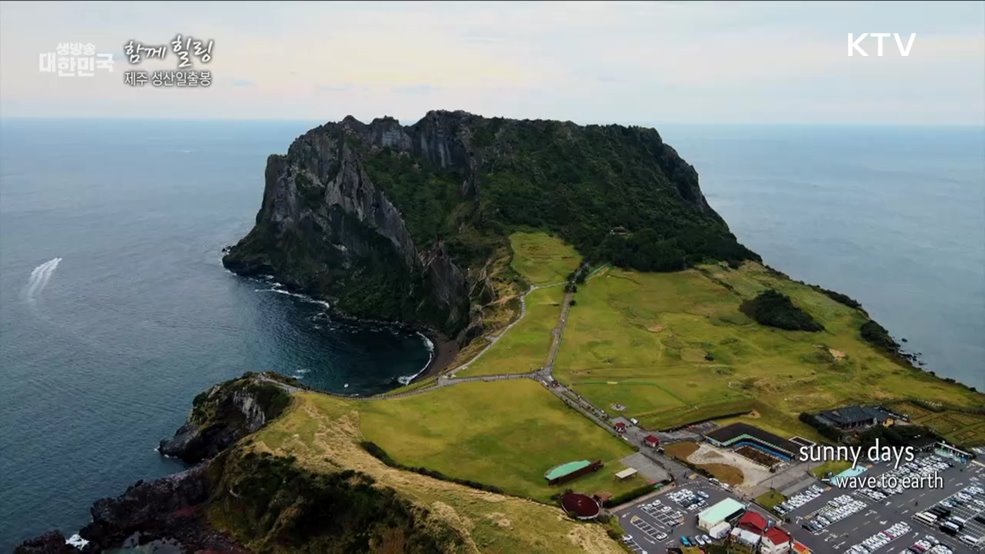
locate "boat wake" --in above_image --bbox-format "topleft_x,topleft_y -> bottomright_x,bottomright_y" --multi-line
24,257 -> 62,303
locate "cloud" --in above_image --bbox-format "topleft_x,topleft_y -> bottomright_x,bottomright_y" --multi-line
392,84 -> 438,95
0,1 -> 981,124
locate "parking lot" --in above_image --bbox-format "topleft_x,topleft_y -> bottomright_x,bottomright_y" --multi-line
614,479 -> 771,552
612,453 -> 984,553
785,454 -> 984,553
913,481 -> 985,550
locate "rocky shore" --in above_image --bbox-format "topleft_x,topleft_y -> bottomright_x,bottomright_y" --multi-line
16,373 -> 295,553
17,371 -> 466,554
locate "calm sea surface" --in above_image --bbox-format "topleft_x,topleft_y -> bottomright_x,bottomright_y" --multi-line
1,121 -> 982,547
0,119 -> 431,548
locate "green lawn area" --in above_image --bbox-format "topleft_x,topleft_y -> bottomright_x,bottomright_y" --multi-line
756,489 -> 787,511
553,262 -> 984,440
460,286 -> 563,376
811,459 -> 853,478
358,379 -> 638,502
509,231 -> 582,286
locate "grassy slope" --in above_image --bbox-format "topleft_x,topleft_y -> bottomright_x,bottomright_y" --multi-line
460,286 -> 563,376
507,231 -> 582,286
459,232 -> 580,377
227,230 -> 982,551
247,392 -> 623,554
554,261 -> 984,442
359,380 -> 639,502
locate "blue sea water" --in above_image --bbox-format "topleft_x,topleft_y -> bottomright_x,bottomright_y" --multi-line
0,120 -> 982,548
658,124 -> 984,392
0,119 -> 432,548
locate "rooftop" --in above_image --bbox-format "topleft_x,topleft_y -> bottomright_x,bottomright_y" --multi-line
545,460 -> 592,481
560,492 -> 600,518
817,405 -> 891,426
764,526 -> 791,545
737,510 -> 768,532
697,498 -> 746,523
705,422 -> 799,456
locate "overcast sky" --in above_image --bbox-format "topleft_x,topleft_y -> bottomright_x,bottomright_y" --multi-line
1,1 -> 983,125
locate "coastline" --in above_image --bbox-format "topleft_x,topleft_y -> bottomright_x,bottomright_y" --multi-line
229,266 -> 456,387
415,329 -> 459,381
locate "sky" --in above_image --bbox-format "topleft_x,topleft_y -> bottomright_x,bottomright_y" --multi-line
1,1 -> 983,125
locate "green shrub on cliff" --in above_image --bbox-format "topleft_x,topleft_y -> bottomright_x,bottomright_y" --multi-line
359,116 -> 758,274
860,319 -> 899,354
740,289 -> 824,332
207,450 -> 467,553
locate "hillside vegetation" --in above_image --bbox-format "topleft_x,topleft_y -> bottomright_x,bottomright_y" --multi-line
241,390 -> 626,554
553,257 -> 983,444
363,116 -> 758,273
224,112 -> 758,337
740,289 -> 824,332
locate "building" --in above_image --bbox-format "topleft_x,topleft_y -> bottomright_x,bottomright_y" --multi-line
790,540 -> 811,554
614,421 -> 627,433
736,511 -> 768,534
731,526 -> 761,548
708,521 -> 732,540
697,498 -> 746,532
643,434 -> 660,448
560,492 -> 601,520
815,405 -> 893,431
760,527 -> 792,554
615,467 -> 638,480
544,460 -> 603,485
935,442 -> 973,462
705,423 -> 799,461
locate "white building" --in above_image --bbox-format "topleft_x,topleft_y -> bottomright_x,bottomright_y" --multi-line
697,498 -> 746,532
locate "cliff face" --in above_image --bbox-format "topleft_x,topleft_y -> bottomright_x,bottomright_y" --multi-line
19,372 -> 468,553
223,114 -> 471,337
159,372 -> 295,463
223,110 -> 755,340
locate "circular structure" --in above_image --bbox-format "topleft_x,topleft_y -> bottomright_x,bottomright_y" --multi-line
561,492 -> 601,520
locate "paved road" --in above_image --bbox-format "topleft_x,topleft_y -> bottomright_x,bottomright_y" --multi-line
370,266 -> 714,492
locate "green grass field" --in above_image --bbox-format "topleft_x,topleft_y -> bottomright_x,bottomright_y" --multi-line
250,391 -> 625,553
509,231 -> 582,286
460,286 -> 563,376
359,379 -> 639,502
811,460 -> 853,478
553,260 -> 984,442
458,232 -> 580,377
756,489 -> 787,511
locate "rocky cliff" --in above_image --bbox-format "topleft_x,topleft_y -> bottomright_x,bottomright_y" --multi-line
158,372 -> 296,463
18,372 -> 468,553
223,110 -> 756,343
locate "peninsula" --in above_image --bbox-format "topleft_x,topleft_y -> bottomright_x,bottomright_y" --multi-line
19,112 -> 984,554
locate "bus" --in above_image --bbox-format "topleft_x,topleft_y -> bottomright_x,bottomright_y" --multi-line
913,512 -> 937,526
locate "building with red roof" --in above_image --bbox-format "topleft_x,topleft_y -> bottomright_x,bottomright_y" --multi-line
790,540 -> 811,554
736,510 -> 768,533
560,492 -> 601,520
643,434 -> 660,447
614,421 -> 627,433
760,526 -> 792,554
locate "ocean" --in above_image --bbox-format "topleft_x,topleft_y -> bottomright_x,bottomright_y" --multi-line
0,120 -> 982,548
0,119 -> 432,548
658,124 -> 984,391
